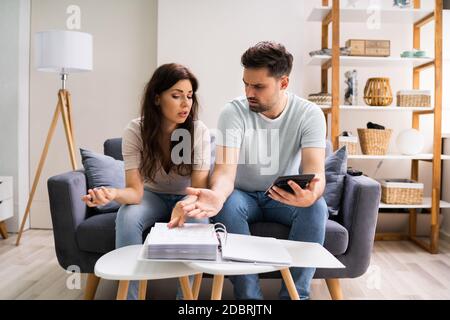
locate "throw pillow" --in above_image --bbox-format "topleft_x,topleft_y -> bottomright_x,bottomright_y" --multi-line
324,146 -> 348,216
80,148 -> 125,213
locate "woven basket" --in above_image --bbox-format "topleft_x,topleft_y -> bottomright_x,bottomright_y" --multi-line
339,136 -> 358,155
380,179 -> 424,205
397,90 -> 431,107
364,78 -> 393,106
308,93 -> 332,106
357,128 -> 392,155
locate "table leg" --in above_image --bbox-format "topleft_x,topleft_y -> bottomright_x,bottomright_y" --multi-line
84,273 -> 100,300
280,268 -> 300,300
138,280 -> 148,300
211,275 -> 224,300
179,276 -> 194,300
192,273 -> 203,300
116,280 -> 130,300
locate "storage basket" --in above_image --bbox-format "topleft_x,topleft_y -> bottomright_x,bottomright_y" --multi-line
364,78 -> 393,106
357,128 -> 392,155
339,136 -> 358,155
379,179 -> 424,205
308,93 -> 332,106
397,90 -> 431,108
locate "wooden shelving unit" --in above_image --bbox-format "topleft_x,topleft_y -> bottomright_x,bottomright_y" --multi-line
308,55 -> 434,68
320,105 -> 434,112
310,0 -> 444,253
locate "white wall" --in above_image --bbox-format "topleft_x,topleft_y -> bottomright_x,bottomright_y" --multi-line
158,0 -> 440,188
5,0 -> 447,233
157,0 -> 306,129
440,10 -> 450,239
158,0 -> 448,235
0,0 -> 30,233
29,0 -> 157,228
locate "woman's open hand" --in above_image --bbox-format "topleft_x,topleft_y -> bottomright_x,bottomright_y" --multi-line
81,187 -> 117,207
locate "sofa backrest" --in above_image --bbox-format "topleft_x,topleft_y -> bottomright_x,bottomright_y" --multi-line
104,136 -> 333,172
104,138 -> 123,161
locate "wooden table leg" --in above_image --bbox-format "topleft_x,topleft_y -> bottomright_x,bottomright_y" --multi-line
84,273 -> 100,300
192,273 -> 203,300
179,276 -> 194,300
116,280 -> 130,300
280,268 -> 300,300
211,275 -> 224,300
138,280 -> 148,300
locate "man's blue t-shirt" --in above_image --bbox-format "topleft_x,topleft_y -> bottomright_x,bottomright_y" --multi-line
216,91 -> 326,192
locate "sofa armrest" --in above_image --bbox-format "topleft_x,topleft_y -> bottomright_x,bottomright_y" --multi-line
337,174 -> 381,277
47,170 -> 89,270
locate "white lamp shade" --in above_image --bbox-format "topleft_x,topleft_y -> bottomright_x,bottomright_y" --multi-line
35,30 -> 93,73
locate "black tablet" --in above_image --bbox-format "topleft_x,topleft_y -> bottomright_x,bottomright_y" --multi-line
264,174 -> 316,196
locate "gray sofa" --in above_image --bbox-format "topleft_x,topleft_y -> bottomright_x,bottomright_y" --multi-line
47,138 -> 381,300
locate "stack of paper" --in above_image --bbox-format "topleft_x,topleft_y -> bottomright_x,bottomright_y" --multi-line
145,223 -> 219,261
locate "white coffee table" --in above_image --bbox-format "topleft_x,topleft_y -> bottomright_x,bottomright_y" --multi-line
94,245 -> 202,300
187,239 -> 345,300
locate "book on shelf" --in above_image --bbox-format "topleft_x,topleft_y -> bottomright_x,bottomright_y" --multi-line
140,223 -> 292,266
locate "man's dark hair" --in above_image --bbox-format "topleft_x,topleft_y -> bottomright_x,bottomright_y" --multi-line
241,41 -> 293,78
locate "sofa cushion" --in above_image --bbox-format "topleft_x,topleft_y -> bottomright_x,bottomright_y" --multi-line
250,220 -> 348,256
80,148 -> 125,213
324,146 -> 347,216
76,212 -> 117,254
76,212 -> 152,254
77,214 -> 348,256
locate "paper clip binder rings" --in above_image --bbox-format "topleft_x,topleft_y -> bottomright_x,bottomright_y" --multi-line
213,223 -> 227,250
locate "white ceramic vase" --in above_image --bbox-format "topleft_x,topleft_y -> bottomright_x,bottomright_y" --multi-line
396,129 -> 424,155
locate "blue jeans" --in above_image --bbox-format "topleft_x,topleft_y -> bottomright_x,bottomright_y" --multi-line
212,189 -> 328,300
115,188 -> 209,300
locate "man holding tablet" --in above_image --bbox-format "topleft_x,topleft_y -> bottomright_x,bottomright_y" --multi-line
182,41 -> 328,300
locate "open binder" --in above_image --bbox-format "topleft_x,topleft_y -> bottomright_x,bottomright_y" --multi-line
140,223 -> 292,266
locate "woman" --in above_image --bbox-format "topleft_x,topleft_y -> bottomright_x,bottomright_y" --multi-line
81,63 -> 211,299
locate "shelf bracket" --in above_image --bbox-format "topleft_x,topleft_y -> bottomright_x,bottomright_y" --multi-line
321,58 -> 332,70
323,11 -> 332,26
413,60 -> 435,73
414,12 -> 435,29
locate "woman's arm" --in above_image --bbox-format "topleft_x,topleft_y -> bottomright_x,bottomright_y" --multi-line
184,169 -> 209,201
81,169 -> 144,207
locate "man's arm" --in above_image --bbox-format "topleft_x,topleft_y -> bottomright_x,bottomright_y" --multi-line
181,146 -> 239,219
268,147 -> 326,207
299,147 -> 326,198
210,146 -> 239,202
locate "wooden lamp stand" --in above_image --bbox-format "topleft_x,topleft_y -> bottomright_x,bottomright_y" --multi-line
16,83 -> 78,246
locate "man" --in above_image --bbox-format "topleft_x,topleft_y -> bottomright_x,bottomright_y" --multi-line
182,41 -> 328,300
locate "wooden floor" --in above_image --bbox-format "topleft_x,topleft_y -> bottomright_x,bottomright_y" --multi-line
1,230 -> 450,300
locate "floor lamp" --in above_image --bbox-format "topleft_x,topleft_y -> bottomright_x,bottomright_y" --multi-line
16,30 -> 93,245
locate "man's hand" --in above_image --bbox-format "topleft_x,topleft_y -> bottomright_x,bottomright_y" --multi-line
81,187 -> 117,207
167,195 -> 198,229
268,177 -> 321,207
181,187 -> 226,219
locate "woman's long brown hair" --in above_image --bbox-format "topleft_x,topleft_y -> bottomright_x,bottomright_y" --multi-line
139,63 -> 199,182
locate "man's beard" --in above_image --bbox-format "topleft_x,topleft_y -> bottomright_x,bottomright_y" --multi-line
248,101 -> 271,113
